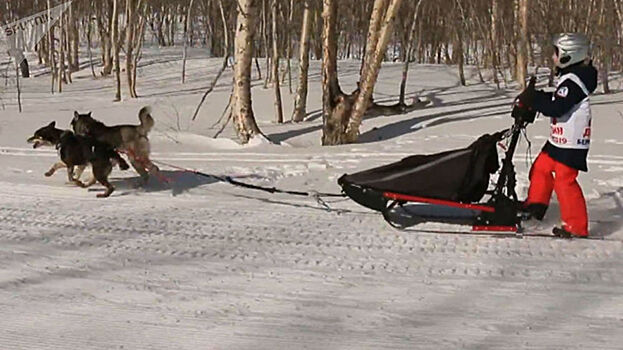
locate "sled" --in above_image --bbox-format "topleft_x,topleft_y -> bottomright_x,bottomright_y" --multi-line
339,95 -> 536,233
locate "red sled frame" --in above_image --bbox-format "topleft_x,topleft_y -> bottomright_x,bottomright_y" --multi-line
382,191 -> 519,233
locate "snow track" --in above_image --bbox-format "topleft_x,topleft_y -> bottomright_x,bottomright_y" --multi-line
1,198 -> 621,283
2,145 -> 623,349
2,182 -> 623,349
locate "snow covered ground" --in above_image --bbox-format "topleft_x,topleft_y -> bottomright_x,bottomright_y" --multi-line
1,49 -> 623,349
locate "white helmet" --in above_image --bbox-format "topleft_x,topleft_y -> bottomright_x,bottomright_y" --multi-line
552,33 -> 590,69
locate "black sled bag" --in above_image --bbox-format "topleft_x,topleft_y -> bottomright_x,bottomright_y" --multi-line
338,131 -> 505,211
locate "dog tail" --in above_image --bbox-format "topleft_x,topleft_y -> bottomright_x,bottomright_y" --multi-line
138,106 -> 154,135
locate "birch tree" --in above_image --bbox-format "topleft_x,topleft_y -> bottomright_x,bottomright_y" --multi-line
320,0 -> 345,145
291,0 -> 313,122
343,0 -> 404,143
271,0 -> 284,123
112,0 -> 121,101
399,0 -> 423,105
232,0 -> 263,143
516,0 -> 529,89
182,0 -> 196,83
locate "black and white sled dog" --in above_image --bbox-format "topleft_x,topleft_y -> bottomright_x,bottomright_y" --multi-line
27,121 -> 130,198
71,106 -> 159,183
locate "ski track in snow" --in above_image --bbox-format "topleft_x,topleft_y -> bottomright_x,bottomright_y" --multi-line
1,56 -> 623,349
1,177 -> 623,350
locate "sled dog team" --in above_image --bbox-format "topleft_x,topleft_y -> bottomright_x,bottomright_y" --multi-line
27,106 -> 159,198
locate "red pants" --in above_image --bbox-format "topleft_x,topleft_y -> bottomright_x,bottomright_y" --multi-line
525,152 -> 588,235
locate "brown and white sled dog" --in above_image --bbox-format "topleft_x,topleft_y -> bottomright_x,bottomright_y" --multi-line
71,106 -> 159,183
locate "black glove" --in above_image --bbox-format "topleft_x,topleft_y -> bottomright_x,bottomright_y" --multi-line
511,76 -> 537,124
517,77 -> 536,108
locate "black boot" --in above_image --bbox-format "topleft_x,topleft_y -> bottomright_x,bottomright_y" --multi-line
552,227 -> 588,238
519,203 -> 548,220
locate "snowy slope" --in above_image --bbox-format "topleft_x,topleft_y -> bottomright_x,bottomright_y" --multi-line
1,49 -> 623,349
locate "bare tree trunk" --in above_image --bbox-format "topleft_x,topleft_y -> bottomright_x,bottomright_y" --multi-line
69,4 -> 79,73
101,1 -> 114,76
416,20 -> 424,64
15,62 -> 22,113
112,0 -> 121,101
57,12 -> 65,93
262,0 -> 271,88
125,0 -> 136,98
292,0 -> 313,122
490,0 -> 501,89
48,0 -> 56,93
86,17 -> 97,78
344,0 -> 404,143
516,0 -> 529,89
218,0 -> 230,57
65,19 -> 73,84
201,0 -> 212,52
598,0 -> 612,94
271,0 -> 284,123
284,0 -> 295,94
454,1 -> 466,86
182,0 -> 196,84
456,29 -> 465,86
166,7 -> 176,46
171,7 -> 177,46
254,57 -> 262,79
359,0 -> 389,85
527,33 -> 536,67
321,0 -> 347,145
131,6 -> 147,97
473,40 -> 485,83
312,6 -> 323,60
399,0 -> 423,105
155,9 -> 167,46
37,41 -> 45,65
232,0 -> 263,143
507,2 -> 518,80
616,1 -> 623,68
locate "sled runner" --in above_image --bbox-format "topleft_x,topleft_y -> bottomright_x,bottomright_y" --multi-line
339,81 -> 538,233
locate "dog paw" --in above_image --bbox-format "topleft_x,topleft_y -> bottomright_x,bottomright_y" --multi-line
44,171 -> 54,177
97,190 -> 113,198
